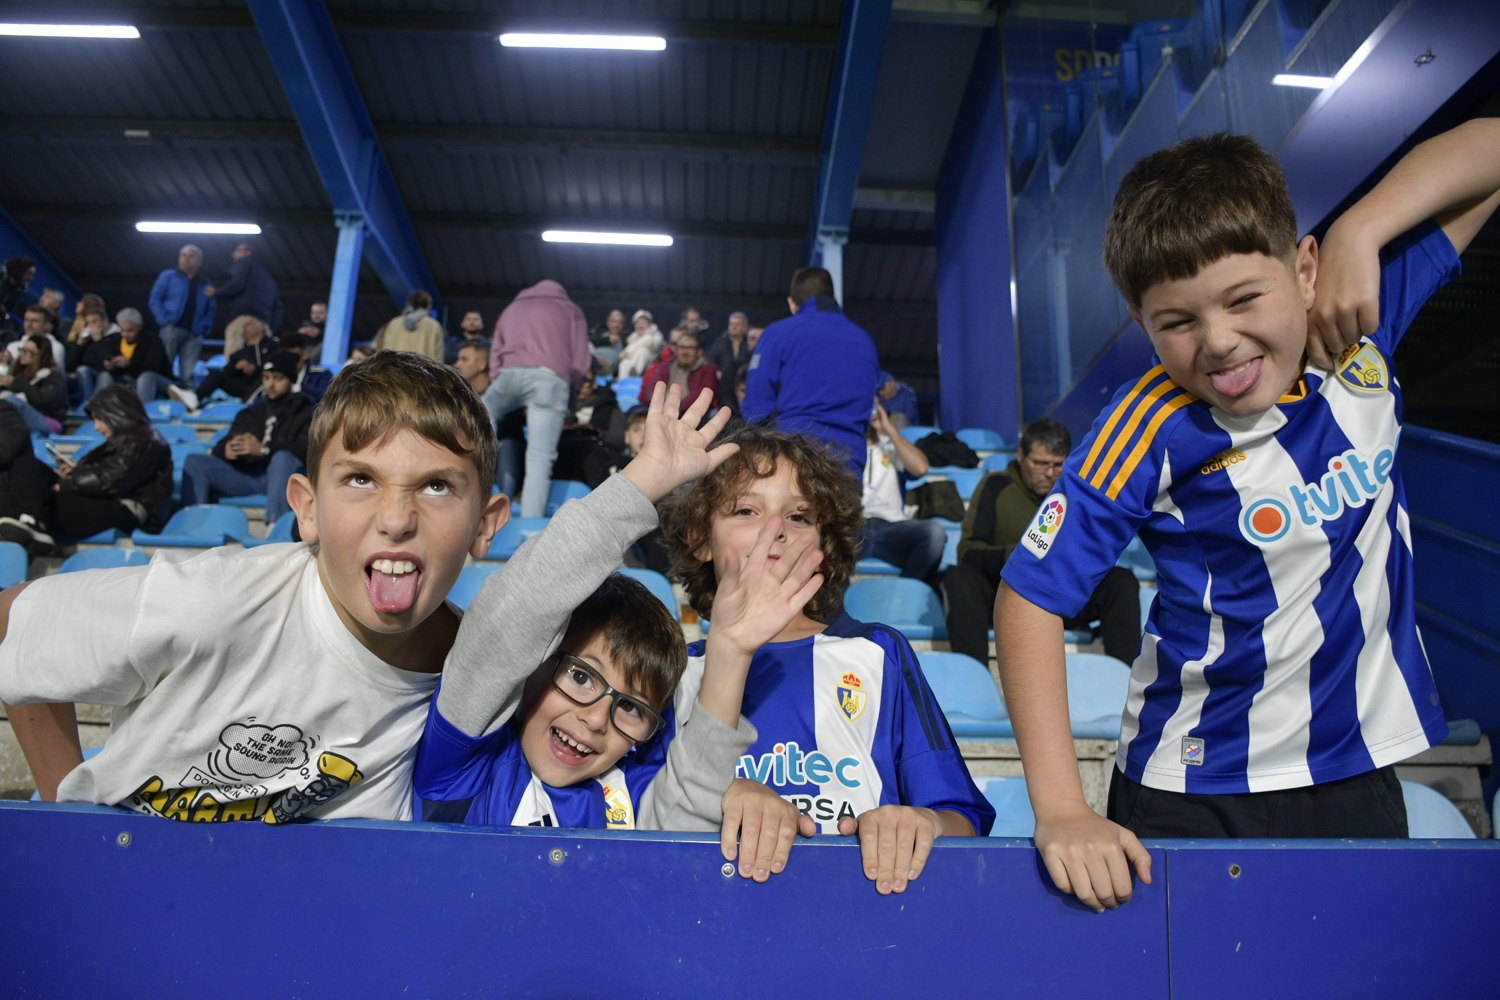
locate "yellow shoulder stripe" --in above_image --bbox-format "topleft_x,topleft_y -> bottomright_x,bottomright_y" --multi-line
1078,366 -> 1167,482
1104,390 -> 1197,499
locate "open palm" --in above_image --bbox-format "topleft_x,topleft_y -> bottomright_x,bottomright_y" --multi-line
622,382 -> 739,503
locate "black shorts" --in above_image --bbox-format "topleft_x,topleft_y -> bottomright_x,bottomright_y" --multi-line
1106,765 -> 1409,839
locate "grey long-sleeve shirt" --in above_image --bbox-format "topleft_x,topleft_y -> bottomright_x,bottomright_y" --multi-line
440,473 -> 755,831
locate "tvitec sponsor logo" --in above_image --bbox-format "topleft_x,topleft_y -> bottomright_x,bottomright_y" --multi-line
1241,446 -> 1394,544
737,741 -> 863,788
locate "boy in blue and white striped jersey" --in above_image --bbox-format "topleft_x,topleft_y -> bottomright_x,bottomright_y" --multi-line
996,123 -> 1500,913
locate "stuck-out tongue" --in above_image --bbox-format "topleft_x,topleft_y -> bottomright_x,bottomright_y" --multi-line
367,569 -> 420,615
1209,357 -> 1262,398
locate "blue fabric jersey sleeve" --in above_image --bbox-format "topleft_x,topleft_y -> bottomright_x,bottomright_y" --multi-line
412,688 -> 509,803
867,625 -> 995,835
1002,368 -> 1184,618
1371,220 -> 1461,358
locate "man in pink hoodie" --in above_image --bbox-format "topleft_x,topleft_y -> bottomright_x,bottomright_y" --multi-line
484,280 -> 591,517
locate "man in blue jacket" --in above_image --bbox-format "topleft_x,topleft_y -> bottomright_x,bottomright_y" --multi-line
742,267 -> 880,472
147,245 -> 216,388
209,243 -> 281,355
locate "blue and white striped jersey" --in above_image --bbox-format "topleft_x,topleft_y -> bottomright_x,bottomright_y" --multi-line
1002,222 -> 1458,795
638,614 -> 994,835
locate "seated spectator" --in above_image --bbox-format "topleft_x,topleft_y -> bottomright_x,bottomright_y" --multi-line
445,309 -> 487,364
180,353 -> 312,523
640,339 -> 675,388
0,386 -> 171,552
0,256 -> 37,334
453,340 -> 489,396
733,372 -> 748,415
9,305 -> 66,372
374,290 -> 444,361
942,418 -> 1139,664
37,288 -> 64,314
747,326 -> 763,352
859,402 -> 945,583
91,308 -> 174,402
66,306 -> 116,403
66,292 -> 106,343
619,405 -> 672,575
680,306 -> 712,351
616,309 -> 662,378
553,380 -> 628,489
590,308 -> 627,374
877,371 -> 920,427
349,344 -> 374,362
0,336 -> 67,434
708,311 -> 752,408
279,332 -> 332,405
644,330 -> 718,417
178,316 -> 279,408
297,300 -> 327,354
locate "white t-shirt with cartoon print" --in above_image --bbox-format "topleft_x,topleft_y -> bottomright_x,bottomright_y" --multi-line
0,544 -> 437,822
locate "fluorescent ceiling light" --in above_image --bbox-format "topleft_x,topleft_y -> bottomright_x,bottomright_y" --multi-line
136,221 -> 262,235
1272,73 -> 1334,89
542,230 -> 672,247
0,23 -> 139,38
500,33 -> 665,51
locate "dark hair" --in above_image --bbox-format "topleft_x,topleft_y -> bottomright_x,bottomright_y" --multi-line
1019,418 -> 1072,457
559,574 -> 687,710
1104,133 -> 1298,308
405,289 -> 433,311
658,427 -> 862,623
23,305 -> 57,331
306,351 -> 496,487
625,405 -> 649,427
84,384 -> 150,432
457,339 -> 488,357
280,332 -> 308,350
4,256 -> 34,283
789,267 -> 835,306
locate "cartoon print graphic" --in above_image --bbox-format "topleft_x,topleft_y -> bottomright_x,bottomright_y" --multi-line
123,720 -> 364,823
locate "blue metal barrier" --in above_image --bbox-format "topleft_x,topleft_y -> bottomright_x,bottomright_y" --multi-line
2,800 -> 1497,996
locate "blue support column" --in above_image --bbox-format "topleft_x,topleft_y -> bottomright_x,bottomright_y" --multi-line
0,204 -> 80,319
807,0 -> 893,299
322,212 -> 365,369
934,29 -> 1019,441
246,0 -> 438,335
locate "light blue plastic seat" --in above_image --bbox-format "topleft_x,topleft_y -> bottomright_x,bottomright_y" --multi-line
208,426 -> 230,447
184,401 -> 245,424
545,480 -> 591,516
448,563 -> 506,611
1116,535 -> 1157,582
0,541 -> 26,588
72,439 -> 102,461
918,651 -> 1011,738
980,452 -> 1018,474
1401,781 -> 1476,838
612,377 -> 643,409
156,423 -> 200,445
1064,652 -> 1132,739
60,528 -> 124,546
855,558 -> 901,576
218,494 -> 268,510
131,504 -> 250,548
244,511 -> 298,547
981,776 -> 1036,837
170,442 -> 210,462
1139,587 -> 1155,631
145,399 -> 187,422
484,516 -> 550,561
845,578 -> 947,640
617,567 -> 681,622
59,548 -> 152,573
956,428 -> 1007,452
933,468 -> 984,502
900,425 -> 940,443
206,353 -> 227,370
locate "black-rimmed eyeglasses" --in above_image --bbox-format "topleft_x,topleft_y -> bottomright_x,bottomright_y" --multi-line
550,652 -> 665,744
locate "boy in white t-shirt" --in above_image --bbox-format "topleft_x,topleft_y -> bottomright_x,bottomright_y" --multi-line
858,402 -> 945,582
0,351 -> 513,821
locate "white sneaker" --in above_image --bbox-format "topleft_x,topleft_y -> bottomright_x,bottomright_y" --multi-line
169,385 -> 200,413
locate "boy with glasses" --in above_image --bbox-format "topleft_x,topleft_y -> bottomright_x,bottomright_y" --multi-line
943,418 -> 1140,665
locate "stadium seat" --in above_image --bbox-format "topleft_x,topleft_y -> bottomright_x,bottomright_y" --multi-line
156,424 -> 200,445
447,562 -> 506,611
900,425 -> 940,444
208,426 -> 230,447
613,377 -> 643,410
845,578 -> 948,640
617,567 -> 681,622
855,558 -> 901,576
484,517 -> 550,561
145,399 -> 187,422
131,504 -> 251,548
245,511 -> 298,547
981,776 -> 1036,838
956,428 -> 1007,452
185,401 -> 244,424
217,494 -> 268,510
980,452 -> 1017,474
928,468 -> 983,502
1140,587 -> 1156,631
545,480 -> 590,516
918,651 -> 1011,738
1440,718 -> 1482,746
1065,653 -> 1132,739
1401,781 -> 1477,839
50,423 -> 104,446
937,518 -> 962,571
59,528 -> 124,546
0,541 -> 26,588
59,548 -> 152,573
1117,535 -> 1157,581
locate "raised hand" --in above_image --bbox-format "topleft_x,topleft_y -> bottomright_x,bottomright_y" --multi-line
620,382 -> 738,503
1306,225 -> 1381,370
709,515 -> 824,657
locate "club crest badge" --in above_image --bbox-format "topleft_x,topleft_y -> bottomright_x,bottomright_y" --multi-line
1335,341 -> 1388,394
600,778 -> 635,829
837,672 -> 867,723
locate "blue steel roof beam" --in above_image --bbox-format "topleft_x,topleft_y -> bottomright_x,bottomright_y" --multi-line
0,203 -> 81,308
245,0 -> 437,310
806,0 -> 894,285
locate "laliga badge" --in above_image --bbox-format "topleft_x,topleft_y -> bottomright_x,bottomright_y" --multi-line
837,672 -> 867,723
1021,494 -> 1067,559
1335,341 -> 1388,394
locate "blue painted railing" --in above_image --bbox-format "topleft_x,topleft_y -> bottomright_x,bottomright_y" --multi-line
2,800 -> 1497,996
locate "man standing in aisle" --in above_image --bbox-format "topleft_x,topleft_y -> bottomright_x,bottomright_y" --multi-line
210,243 -> 281,356
147,244 -> 216,387
742,267 -> 880,472
484,279 -> 591,517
